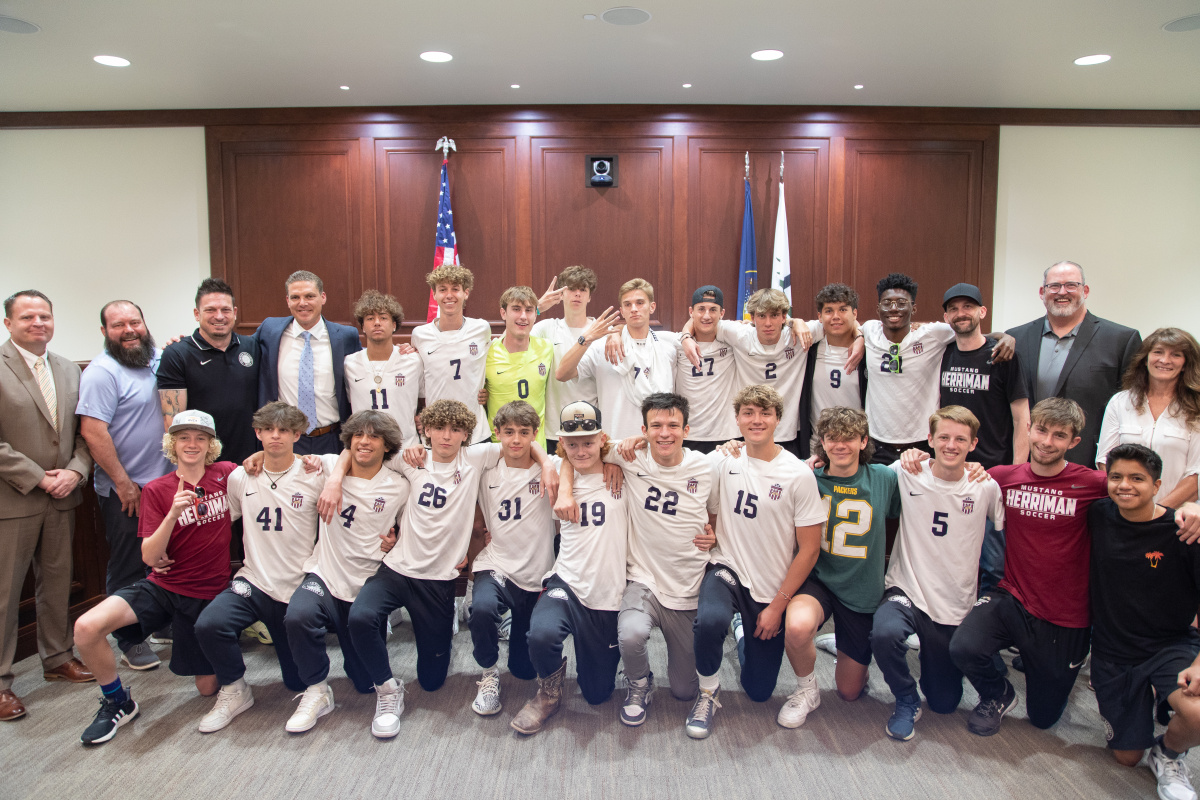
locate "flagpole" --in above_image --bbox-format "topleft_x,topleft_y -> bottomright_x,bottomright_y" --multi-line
428,136 -> 459,322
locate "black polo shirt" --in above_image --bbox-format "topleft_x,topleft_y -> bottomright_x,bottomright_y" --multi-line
157,330 -> 261,464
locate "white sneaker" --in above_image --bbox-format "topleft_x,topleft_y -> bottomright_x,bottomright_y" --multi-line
372,678 -> 405,738
777,680 -> 821,728
198,681 -> 254,733
905,633 -> 920,650
814,633 -> 838,657
1149,744 -> 1197,800
472,668 -> 502,716
285,683 -> 334,733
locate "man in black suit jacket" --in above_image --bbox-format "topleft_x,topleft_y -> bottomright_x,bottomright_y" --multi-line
1007,261 -> 1141,467
256,270 -> 362,455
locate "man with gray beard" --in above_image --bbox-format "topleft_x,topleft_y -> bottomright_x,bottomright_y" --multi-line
78,300 -> 172,670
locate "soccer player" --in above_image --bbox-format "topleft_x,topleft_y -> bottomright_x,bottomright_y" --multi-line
74,410 -> 235,745
531,265 -> 599,455
344,290 -> 422,457
673,286 -> 739,454
511,402 -> 629,735
280,411 -> 406,734
192,402 -> 325,733
798,283 -> 866,458
1090,444 -> 1200,800
780,407 -> 901,728
485,286 -> 555,449
869,406 -> 1004,741
688,385 -> 826,739
410,265 -> 492,444
468,400 -> 558,716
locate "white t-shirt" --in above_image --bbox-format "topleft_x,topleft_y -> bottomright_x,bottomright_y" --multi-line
344,348 -> 423,458
303,454 -> 409,602
809,339 -> 863,443
384,443 -> 492,581
611,448 -> 718,610
884,461 -> 1005,625
708,448 -> 827,604
575,330 -> 680,441
550,471 -> 629,611
719,320 -> 821,442
862,320 -> 956,444
474,454 -> 560,592
1097,390 -> 1200,499
531,317 -> 596,425
674,338 -> 740,442
228,463 -> 324,603
410,317 -> 492,444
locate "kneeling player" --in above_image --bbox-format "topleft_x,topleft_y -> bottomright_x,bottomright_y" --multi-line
1090,444 -> 1200,800
74,411 -> 234,744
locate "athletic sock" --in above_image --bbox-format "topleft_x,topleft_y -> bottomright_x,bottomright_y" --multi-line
1157,735 -> 1185,759
797,672 -> 817,689
697,671 -> 720,694
101,678 -> 127,705
229,677 -> 247,692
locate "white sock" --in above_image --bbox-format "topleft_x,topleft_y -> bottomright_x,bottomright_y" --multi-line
311,680 -> 328,693
228,677 -> 247,692
698,672 -> 720,693
377,677 -> 399,693
797,672 -> 817,688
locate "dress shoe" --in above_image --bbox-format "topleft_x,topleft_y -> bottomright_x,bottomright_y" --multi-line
0,689 -> 27,720
44,658 -> 96,683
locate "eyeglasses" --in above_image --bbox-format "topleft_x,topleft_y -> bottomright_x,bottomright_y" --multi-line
1043,282 -> 1083,294
879,300 -> 912,310
884,343 -> 903,374
560,418 -> 600,433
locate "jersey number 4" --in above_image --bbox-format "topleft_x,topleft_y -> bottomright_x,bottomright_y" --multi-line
821,496 -> 872,558
256,507 -> 283,531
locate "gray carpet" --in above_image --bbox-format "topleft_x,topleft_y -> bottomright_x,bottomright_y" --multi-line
1,617 -> 1184,800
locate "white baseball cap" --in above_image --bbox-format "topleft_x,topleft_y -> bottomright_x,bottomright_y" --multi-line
556,401 -> 603,438
168,409 -> 216,436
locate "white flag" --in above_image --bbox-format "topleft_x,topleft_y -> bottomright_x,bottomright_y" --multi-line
771,179 -> 791,304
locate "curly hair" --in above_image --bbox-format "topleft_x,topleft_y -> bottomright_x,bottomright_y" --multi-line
558,265 -> 597,293
419,399 -> 478,435
876,272 -> 918,302
1122,327 -> 1200,428
353,290 -> 404,331
732,384 -> 784,420
814,407 -> 874,465
426,265 -> 475,293
252,401 -> 309,434
340,411 -> 404,463
745,288 -> 790,317
162,431 -> 223,466
815,282 -> 859,311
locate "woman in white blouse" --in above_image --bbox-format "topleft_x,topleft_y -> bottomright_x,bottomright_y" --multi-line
1097,327 -> 1200,507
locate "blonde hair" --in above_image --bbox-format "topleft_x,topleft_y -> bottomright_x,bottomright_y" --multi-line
425,265 -> 475,293
732,384 -> 784,419
554,433 -> 612,462
499,286 -> 538,310
929,405 -> 981,439
746,288 -> 790,316
162,431 -> 222,465
618,278 -> 654,304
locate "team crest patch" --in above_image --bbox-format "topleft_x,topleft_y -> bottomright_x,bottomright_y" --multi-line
538,363 -> 547,377
962,498 -> 975,514
912,342 -> 924,355
1146,551 -> 1164,568
453,470 -> 462,485
396,374 -> 406,387
784,347 -> 795,360
643,367 -> 651,379
528,478 -> 541,495
769,483 -> 783,500
719,348 -> 728,358
231,580 -> 252,598
715,568 -> 736,586
291,492 -> 304,509
687,478 -> 698,494
238,351 -> 254,367
373,497 -> 386,513
469,342 -> 479,356
1101,716 -> 1114,742
546,587 -> 568,600
301,580 -> 325,597
888,594 -> 912,608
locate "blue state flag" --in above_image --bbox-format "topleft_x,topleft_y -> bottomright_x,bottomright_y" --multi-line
736,178 -> 757,320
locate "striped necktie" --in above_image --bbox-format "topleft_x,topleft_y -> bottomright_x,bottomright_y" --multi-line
298,332 -> 317,434
35,356 -> 59,432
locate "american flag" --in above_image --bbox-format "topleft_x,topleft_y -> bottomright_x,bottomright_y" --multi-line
428,157 -> 460,322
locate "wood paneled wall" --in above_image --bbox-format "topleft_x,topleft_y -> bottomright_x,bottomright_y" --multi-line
206,109 -> 999,334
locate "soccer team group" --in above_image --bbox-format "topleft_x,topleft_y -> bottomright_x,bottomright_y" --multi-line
14,260 -> 1200,799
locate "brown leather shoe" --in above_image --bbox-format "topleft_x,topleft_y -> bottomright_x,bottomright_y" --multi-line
0,689 -> 27,720
44,658 -> 96,683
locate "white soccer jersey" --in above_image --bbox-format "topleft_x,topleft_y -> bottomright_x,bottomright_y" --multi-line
719,320 -> 820,442
531,317 -> 597,423
708,448 -> 828,604
384,443 -> 492,581
228,464 -> 323,603
550,472 -> 629,611
674,338 -> 740,442
809,339 -> 863,441
885,461 -> 1005,625
303,455 -> 409,603
474,454 -> 560,592
344,348 -> 423,455
862,320 -> 955,444
576,331 -> 679,442
613,448 -> 717,610
410,317 -> 492,444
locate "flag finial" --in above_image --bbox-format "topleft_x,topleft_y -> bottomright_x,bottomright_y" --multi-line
744,151 -> 749,181
435,137 -> 457,158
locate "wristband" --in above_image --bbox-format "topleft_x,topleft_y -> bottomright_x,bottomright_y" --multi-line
777,589 -> 792,601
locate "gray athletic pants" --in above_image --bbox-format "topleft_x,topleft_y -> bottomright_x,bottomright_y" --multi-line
618,581 -> 699,701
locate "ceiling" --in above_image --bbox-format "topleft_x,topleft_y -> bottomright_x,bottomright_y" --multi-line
1,0 -> 1199,112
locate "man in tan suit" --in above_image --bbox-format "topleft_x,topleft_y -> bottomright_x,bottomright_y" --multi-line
1,290 -> 96,720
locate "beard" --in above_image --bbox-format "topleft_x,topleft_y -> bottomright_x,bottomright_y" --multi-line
105,331 -> 156,369
1044,295 -> 1083,319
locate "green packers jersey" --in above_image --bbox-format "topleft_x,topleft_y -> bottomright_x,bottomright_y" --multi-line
485,336 -> 555,449
812,463 -> 901,613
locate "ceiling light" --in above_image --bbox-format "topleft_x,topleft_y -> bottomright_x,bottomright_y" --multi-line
583,13 -> 597,21
601,7 -> 652,25
94,55 -> 131,67
1163,14 -> 1200,32
340,85 -> 350,90
751,49 -> 784,61
0,15 -> 40,34
854,84 -> 864,90
511,84 -> 520,89
420,51 -> 453,63
1073,54 -> 1111,66
682,83 -> 692,88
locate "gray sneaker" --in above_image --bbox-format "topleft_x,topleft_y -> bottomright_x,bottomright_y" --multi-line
1148,743 -> 1197,800
620,673 -> 654,726
120,641 -> 161,671
967,679 -> 1017,736
685,688 -> 722,739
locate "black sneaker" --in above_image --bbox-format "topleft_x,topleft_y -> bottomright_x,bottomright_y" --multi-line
967,679 -> 1017,736
81,693 -> 139,745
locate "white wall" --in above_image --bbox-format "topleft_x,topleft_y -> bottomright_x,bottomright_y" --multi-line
993,126 -> 1200,337
0,128 -> 209,361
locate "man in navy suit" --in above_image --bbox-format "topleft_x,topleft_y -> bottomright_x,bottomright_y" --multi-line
1007,261 -> 1141,468
256,271 -> 362,455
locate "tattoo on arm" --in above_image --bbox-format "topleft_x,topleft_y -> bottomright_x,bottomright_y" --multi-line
159,389 -> 188,430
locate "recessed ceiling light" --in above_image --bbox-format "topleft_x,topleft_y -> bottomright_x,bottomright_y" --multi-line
583,13 -> 597,21
682,83 -> 692,88
854,84 -> 864,90
340,85 -> 350,90
751,49 -> 784,61
511,84 -> 520,89
0,15 -> 40,34
601,7 -> 652,25
1163,14 -> 1200,32
94,55 -> 131,67
420,51 -> 453,63
1073,54 -> 1111,66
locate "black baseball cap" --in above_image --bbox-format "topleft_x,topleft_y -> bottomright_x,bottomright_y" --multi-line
942,283 -> 984,309
691,285 -> 724,307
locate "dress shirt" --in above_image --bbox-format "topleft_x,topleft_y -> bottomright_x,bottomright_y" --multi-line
1036,319 -> 1082,402
278,318 -> 338,427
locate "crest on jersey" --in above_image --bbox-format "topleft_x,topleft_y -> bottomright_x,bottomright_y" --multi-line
784,347 -> 795,360
373,497 -> 386,513
769,483 -> 783,500
528,478 -> 541,495
546,587 -> 568,600
453,470 -> 462,485
239,352 -> 254,367
469,342 -> 479,356
538,363 -> 547,377
912,342 -> 924,355
962,498 -> 975,514
642,367 -> 651,379
611,487 -> 622,499
396,374 -> 406,387
719,348 -> 728,358
291,492 -> 304,509
687,478 -> 698,494
231,580 -> 252,598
